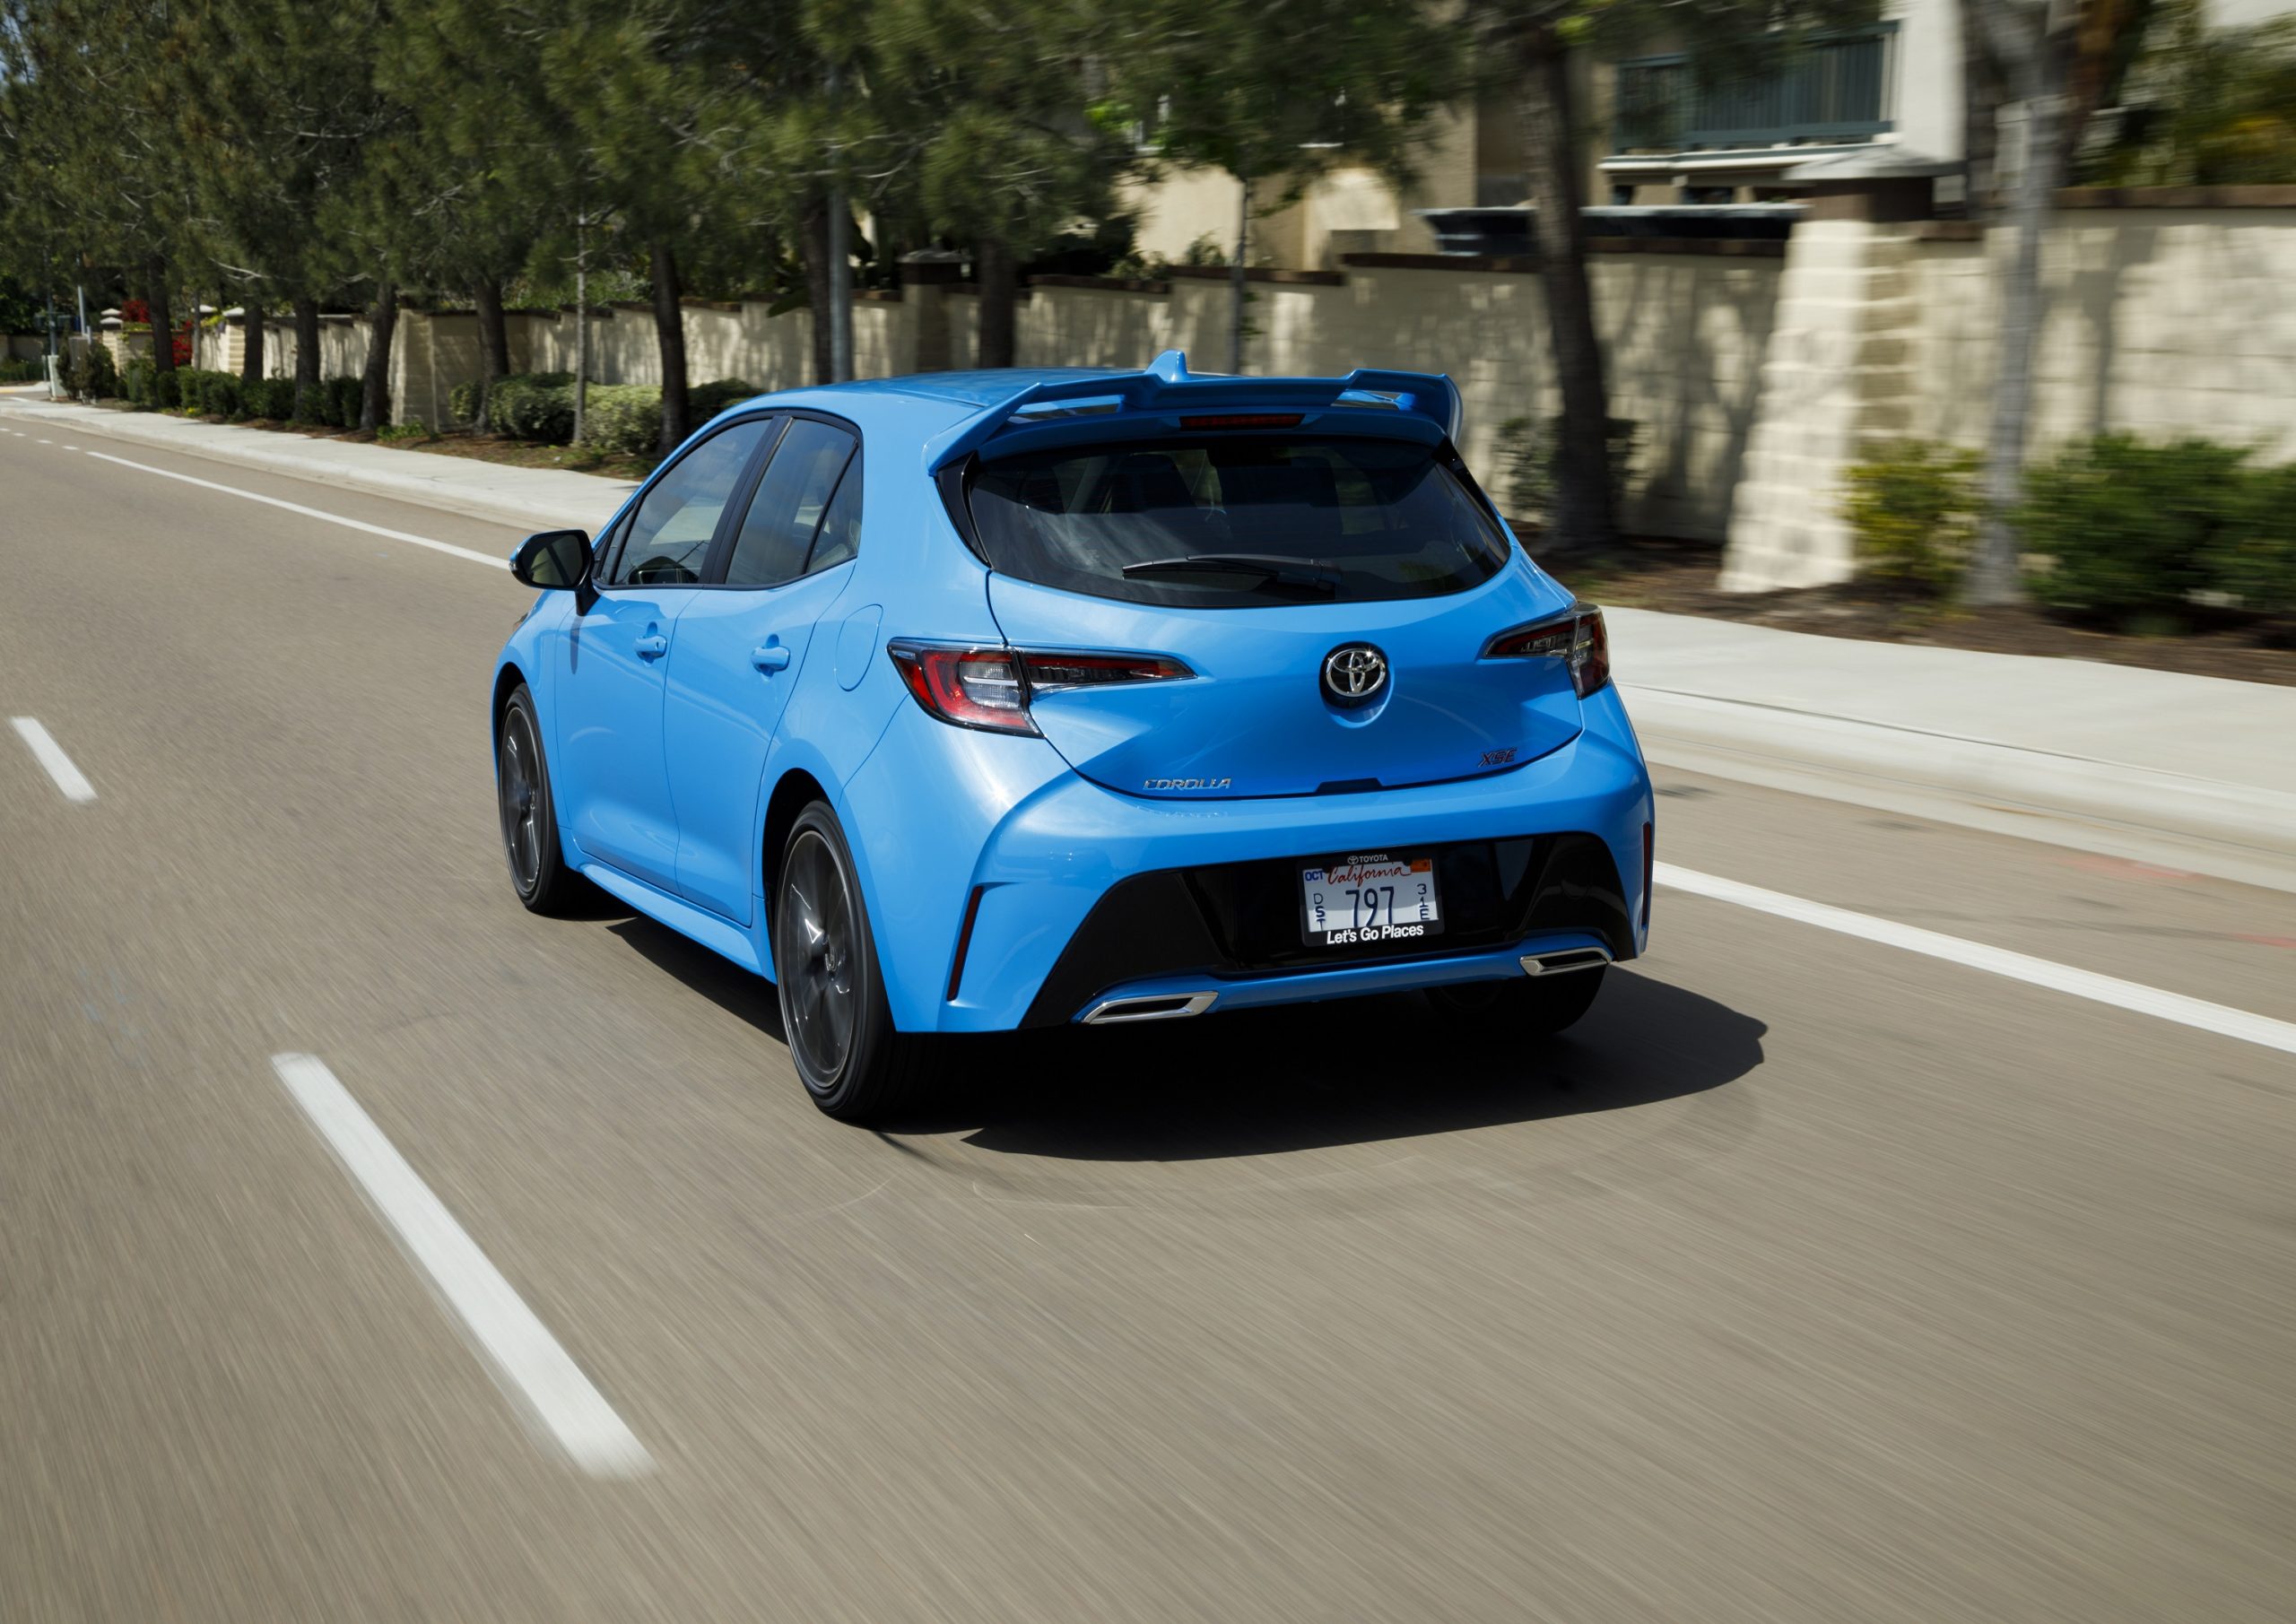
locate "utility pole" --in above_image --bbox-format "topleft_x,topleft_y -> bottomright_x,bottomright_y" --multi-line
826,63 -> 852,384
573,202 -> 589,446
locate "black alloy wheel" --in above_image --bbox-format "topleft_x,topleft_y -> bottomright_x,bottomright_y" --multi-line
496,684 -> 578,913
772,803 -> 928,1122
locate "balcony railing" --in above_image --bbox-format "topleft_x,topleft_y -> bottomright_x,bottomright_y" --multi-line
1613,30 -> 1893,152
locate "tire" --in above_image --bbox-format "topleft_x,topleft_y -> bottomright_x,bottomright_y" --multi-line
495,684 -> 581,915
1426,963 -> 1606,1036
773,802 -> 929,1123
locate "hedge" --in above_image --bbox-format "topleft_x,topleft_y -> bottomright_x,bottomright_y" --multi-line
478,371 -> 755,454
1845,433 -> 2296,624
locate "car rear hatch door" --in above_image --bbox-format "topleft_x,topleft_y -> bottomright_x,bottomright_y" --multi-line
986,565 -> 1584,800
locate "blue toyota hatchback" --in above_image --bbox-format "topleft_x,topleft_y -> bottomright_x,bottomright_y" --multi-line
492,352 -> 1654,1122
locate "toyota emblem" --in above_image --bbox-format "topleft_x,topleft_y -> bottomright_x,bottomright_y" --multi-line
1321,643 -> 1389,708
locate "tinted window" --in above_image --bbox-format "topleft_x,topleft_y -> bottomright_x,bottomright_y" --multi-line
613,418 -> 770,586
724,420 -> 857,587
965,436 -> 1510,607
806,462 -> 862,574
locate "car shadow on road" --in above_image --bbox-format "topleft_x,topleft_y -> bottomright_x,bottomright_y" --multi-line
607,908 -> 1763,1160
937,970 -> 1764,1161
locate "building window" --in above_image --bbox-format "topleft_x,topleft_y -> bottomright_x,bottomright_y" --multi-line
1613,28 -> 1895,153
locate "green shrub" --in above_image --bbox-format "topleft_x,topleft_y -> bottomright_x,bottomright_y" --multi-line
246,377 -> 296,420
1489,413 -> 1638,529
1840,440 -> 1982,593
0,356 -> 43,384
154,368 -> 180,410
689,378 -> 755,423
2015,434 -> 2254,623
325,375 -> 363,428
123,356 -> 155,405
2205,461 -> 2296,617
66,341 -> 120,398
376,418 -> 436,443
580,384 -> 664,456
206,371 -> 243,420
491,371 -> 577,442
449,377 -> 486,426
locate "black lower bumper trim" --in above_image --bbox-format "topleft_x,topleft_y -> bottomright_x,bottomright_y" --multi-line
1020,831 -> 1633,1028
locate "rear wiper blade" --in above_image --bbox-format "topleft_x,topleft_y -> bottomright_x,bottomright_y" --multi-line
1120,553 -> 1341,595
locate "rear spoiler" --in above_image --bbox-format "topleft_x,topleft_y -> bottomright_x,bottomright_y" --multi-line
920,349 -> 1463,473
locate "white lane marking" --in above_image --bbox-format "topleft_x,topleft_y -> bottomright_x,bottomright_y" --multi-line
1658,862 -> 2296,1057
271,1053 -> 654,1477
35,438 -> 52,444
85,450 -> 509,569
62,443 -> 79,450
10,716 -> 98,803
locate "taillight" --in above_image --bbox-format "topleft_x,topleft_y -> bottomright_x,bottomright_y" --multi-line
1483,604 -> 1610,698
887,640 -> 1192,734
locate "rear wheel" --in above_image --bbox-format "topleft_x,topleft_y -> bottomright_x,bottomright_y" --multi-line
496,684 -> 580,915
1426,964 -> 1606,1036
773,803 -> 928,1122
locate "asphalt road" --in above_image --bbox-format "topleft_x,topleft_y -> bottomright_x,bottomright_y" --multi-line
4,410 -> 2293,1622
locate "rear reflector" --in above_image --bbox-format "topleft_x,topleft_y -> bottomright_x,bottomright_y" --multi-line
1176,413 -> 1303,430
947,884 -> 987,999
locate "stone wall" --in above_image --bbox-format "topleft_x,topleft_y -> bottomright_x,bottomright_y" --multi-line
127,191 -> 2294,586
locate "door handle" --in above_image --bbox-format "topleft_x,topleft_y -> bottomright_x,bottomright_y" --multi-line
751,643 -> 792,673
635,633 -> 669,659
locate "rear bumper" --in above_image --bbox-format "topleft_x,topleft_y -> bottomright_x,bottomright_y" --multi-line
840,684 -> 1655,1032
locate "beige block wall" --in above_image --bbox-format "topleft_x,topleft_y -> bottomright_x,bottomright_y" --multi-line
1909,211 -> 2296,462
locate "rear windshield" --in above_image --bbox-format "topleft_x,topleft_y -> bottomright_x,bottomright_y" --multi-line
964,436 -> 1512,607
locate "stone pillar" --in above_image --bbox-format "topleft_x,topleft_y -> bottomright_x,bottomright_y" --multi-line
900,251 -> 965,377
1721,175 -> 1935,592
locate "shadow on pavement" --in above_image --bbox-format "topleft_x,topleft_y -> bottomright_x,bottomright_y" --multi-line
938,969 -> 1763,1160
608,908 -> 1764,1159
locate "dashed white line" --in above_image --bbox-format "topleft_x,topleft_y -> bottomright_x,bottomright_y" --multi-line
271,1053 -> 653,1477
9,716 -> 98,803
1658,862 -> 2296,1057
84,450 -> 509,569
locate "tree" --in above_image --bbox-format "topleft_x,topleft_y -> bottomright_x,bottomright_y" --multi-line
872,0 -> 1125,367
1464,2 -> 1876,551
2082,0 -> 2296,186
1107,0 -> 1458,373
0,0 -> 203,390
1961,0 -> 2148,605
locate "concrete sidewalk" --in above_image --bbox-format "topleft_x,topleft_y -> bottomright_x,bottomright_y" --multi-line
13,389 -> 2293,890
0,391 -> 634,534
1610,609 -> 2296,893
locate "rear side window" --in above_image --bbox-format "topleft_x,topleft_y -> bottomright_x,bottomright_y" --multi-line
613,418 -> 770,586
964,436 -> 1509,607
724,420 -> 858,586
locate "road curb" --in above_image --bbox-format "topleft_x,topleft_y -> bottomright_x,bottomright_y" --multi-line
1625,684 -> 2296,894
0,399 -> 632,536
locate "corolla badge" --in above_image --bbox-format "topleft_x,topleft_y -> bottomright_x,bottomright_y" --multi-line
1321,643 -> 1388,708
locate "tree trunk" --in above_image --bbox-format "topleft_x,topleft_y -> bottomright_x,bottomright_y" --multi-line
1966,24 -> 2074,607
145,261 -> 175,381
1229,176 -> 1251,373
239,297 -> 265,386
1516,30 -> 1615,550
977,236 -> 1018,368
1962,0 -> 2005,219
799,199 -> 835,386
649,239 -> 691,456
359,278 -> 397,433
292,295 -> 320,420
472,276 -> 509,433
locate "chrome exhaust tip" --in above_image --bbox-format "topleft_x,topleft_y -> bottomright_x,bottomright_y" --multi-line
1518,947 -> 1612,977
1080,991 -> 1219,1025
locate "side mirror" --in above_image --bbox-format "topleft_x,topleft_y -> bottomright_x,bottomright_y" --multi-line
510,529 -> 592,589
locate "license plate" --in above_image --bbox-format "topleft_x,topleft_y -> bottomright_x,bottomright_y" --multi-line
1300,852 -> 1443,948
